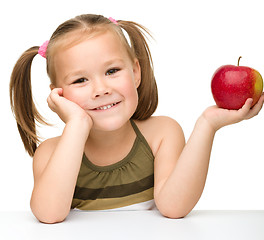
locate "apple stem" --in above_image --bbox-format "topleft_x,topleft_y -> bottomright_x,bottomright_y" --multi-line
238,56 -> 242,66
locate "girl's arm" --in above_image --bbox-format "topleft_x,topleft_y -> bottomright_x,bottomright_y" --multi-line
154,95 -> 264,219
30,88 -> 92,224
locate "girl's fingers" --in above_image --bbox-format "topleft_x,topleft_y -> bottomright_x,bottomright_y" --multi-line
47,95 -> 56,112
55,88 -> 63,96
242,98 -> 253,111
47,88 -> 63,112
245,94 -> 264,119
49,88 -> 63,104
233,98 -> 253,121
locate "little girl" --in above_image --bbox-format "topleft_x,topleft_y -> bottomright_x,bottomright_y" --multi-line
10,14 -> 264,224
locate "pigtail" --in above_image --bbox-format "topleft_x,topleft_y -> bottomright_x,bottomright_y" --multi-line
10,47 -> 49,157
118,21 -> 158,120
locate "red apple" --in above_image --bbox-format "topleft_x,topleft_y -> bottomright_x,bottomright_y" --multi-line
211,57 -> 263,110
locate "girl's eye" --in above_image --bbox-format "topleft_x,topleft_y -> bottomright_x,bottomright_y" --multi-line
106,68 -> 120,76
73,78 -> 88,84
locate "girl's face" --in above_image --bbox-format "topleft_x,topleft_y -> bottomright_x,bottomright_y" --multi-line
52,31 -> 141,131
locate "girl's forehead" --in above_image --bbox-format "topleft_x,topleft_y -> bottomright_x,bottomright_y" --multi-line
57,32 -> 128,60
51,29 -> 123,56
52,30 -> 133,65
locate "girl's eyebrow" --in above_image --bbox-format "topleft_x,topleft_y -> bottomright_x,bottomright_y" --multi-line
103,58 -> 125,66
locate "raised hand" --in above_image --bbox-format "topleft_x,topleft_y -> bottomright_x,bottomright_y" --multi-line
201,93 -> 264,132
47,88 -> 92,126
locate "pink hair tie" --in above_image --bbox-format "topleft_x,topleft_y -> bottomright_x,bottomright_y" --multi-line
109,17 -> 118,25
38,40 -> 49,58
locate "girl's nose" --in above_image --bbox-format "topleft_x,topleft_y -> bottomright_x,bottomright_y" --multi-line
92,79 -> 111,99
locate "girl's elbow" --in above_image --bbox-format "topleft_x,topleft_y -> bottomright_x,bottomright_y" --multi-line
159,208 -> 189,219
30,201 -> 69,224
33,210 -> 68,224
155,200 -> 191,219
36,213 -> 67,224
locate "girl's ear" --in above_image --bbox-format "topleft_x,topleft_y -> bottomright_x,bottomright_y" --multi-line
50,84 -> 55,90
133,58 -> 141,88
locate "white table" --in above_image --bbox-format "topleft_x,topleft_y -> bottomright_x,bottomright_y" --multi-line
0,210 -> 263,240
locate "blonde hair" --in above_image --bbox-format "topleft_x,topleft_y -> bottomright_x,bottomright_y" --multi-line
10,14 -> 158,157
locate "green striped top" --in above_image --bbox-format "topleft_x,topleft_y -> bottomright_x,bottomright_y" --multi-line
71,119 -> 155,211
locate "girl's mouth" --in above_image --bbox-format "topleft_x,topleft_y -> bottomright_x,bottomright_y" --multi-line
93,101 -> 121,110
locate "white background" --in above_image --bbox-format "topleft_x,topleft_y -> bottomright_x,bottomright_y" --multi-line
1,0 -> 264,211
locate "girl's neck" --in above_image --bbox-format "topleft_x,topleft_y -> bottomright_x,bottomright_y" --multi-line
84,120 -> 136,166
86,120 -> 134,148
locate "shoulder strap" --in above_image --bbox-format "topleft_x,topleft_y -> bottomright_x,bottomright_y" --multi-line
130,119 -> 154,156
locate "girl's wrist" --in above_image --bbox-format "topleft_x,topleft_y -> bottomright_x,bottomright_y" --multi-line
196,115 -> 218,135
66,116 -> 92,137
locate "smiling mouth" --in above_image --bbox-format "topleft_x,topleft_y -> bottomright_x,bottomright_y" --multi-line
93,102 -> 121,110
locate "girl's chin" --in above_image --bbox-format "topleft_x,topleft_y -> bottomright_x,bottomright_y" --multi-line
90,117 -> 131,132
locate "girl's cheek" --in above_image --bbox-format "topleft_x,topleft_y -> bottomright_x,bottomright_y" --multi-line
61,88 -> 71,99
62,89 -> 88,109
62,89 -> 79,103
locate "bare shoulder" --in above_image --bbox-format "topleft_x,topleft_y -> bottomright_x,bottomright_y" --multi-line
32,136 -> 60,180
134,116 -> 185,156
135,116 -> 184,138
34,136 -> 60,157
